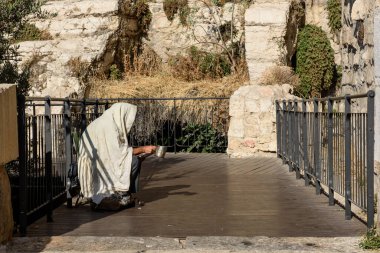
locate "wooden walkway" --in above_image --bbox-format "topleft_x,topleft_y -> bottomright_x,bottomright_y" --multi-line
27,153 -> 365,237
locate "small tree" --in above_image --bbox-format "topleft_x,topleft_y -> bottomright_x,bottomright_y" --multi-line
295,25 -> 335,98
0,0 -> 43,94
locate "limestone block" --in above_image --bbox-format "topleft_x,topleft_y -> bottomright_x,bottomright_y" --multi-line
0,165 -> 13,244
228,118 -> 245,138
245,100 -> 260,113
352,0 -> 371,21
0,85 -> 18,165
245,3 -> 289,26
229,95 -> 245,117
228,84 -> 296,157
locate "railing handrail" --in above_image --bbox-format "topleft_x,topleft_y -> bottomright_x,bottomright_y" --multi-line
275,91 -> 374,103
25,96 -> 230,103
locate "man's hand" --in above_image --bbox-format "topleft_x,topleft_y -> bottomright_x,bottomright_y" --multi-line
143,145 -> 157,154
133,145 -> 157,155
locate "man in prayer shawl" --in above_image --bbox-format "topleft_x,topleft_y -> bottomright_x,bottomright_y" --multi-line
78,103 -> 156,210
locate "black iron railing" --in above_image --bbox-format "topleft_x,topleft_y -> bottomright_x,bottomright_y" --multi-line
276,91 -> 375,228
15,96 -> 229,235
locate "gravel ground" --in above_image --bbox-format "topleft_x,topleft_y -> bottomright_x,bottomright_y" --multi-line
2,236 -> 369,253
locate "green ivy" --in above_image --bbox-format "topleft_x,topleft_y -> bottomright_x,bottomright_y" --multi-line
326,0 -> 342,33
295,25 -> 335,98
179,123 -> 226,153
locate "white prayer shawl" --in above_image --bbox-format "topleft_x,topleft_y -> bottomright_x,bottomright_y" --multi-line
78,103 -> 137,204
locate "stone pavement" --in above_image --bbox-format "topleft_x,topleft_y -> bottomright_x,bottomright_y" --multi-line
2,236 -> 368,253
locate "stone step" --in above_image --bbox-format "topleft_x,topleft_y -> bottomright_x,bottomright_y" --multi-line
3,236 -> 366,253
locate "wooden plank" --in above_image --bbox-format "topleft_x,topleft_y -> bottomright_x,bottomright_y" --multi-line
26,154 -> 366,237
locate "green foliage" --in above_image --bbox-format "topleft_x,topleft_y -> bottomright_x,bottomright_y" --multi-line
179,123 -> 226,153
170,46 -> 231,81
124,0 -> 152,38
109,64 -> 122,80
13,22 -> 52,43
295,25 -> 335,98
326,0 -> 342,33
0,0 -> 44,95
360,229 -> 380,250
163,0 -> 189,25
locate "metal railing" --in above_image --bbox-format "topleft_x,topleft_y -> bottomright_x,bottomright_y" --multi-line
15,95 -> 229,235
276,91 -> 375,228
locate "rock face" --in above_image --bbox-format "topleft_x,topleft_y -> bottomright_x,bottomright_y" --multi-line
340,0 -> 375,95
245,0 -> 303,84
17,0 -> 120,99
146,0 -> 246,62
228,84 -> 294,157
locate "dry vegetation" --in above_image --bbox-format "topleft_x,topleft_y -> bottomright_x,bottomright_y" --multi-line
259,65 -> 299,86
89,45 -> 249,99
89,70 -> 249,98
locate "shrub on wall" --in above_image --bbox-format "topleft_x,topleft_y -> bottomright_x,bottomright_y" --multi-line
326,0 -> 342,33
163,0 -> 189,25
169,46 -> 231,81
13,23 -> 52,43
295,25 -> 335,98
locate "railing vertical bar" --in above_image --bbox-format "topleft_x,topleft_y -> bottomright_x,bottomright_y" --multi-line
314,99 -> 321,194
328,98 -> 334,205
81,99 -> 87,134
276,101 -> 281,158
17,94 -> 27,236
64,99 -> 73,208
344,95 -> 352,220
289,101 -> 293,172
302,100 -> 309,186
366,91 -> 375,228
294,100 -> 300,179
45,97 -> 53,222
283,101 -> 287,164
173,99 -> 177,153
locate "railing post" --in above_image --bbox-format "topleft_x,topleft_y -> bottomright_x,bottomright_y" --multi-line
282,100 -> 287,163
328,98 -> 334,206
81,99 -> 87,134
173,99 -> 177,154
314,99 -> 321,194
64,99 -> 73,208
303,100 -> 309,186
32,105 -> 38,175
45,96 -> 53,222
294,100 -> 300,179
344,95 -> 352,220
367,90 -> 375,228
288,101 -> 294,172
17,94 -> 27,236
276,101 -> 281,158
95,99 -> 99,119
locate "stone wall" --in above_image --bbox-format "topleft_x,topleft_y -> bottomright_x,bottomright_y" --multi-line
0,84 -> 17,244
228,84 -> 294,157
340,0 -> 375,95
17,0 -> 120,99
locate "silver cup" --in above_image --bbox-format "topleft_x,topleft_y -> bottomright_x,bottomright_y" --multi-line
155,146 -> 167,158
